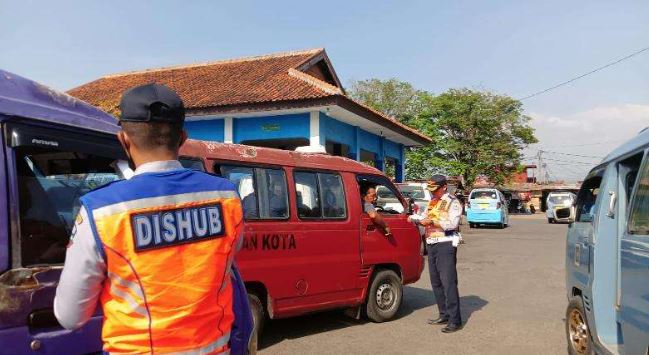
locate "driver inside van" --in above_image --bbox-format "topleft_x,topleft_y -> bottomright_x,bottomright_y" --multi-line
361,185 -> 392,237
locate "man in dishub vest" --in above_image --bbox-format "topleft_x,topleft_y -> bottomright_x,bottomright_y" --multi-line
54,83 -> 245,354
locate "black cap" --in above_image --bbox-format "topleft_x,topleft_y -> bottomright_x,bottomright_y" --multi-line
429,174 -> 448,186
119,83 -> 185,124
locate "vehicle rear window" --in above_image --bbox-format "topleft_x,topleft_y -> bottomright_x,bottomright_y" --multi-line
16,146 -> 120,266
470,190 -> 497,199
219,165 -> 288,220
628,159 -> 649,235
294,171 -> 347,220
398,185 -> 426,200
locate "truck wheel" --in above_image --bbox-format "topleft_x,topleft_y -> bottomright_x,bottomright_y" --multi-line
248,293 -> 265,353
365,270 -> 402,322
566,298 -> 593,355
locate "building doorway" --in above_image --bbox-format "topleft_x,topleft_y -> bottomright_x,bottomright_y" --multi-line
325,140 -> 350,158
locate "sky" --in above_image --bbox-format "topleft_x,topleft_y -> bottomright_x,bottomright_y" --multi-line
1,0 -> 648,182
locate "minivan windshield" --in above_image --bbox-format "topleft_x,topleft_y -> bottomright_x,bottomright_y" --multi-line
549,195 -> 573,204
470,190 -> 497,200
17,146 -> 121,266
398,185 -> 426,200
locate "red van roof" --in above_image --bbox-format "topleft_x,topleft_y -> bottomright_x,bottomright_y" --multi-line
180,139 -> 383,175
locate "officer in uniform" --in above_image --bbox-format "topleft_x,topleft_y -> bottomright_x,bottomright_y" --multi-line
55,84 -> 246,353
408,174 -> 463,333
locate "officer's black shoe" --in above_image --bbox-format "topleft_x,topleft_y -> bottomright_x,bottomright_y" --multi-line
441,323 -> 463,333
427,317 -> 449,325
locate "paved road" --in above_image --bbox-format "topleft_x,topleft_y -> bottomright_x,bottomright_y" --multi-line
258,214 -> 570,354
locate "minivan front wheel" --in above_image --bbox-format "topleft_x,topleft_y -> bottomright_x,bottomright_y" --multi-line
365,269 -> 402,322
248,293 -> 265,354
566,298 -> 593,355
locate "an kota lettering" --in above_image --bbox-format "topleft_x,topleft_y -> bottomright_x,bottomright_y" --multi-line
132,203 -> 224,251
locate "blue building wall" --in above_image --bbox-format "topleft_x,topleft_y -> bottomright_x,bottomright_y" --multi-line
234,113 -> 310,143
320,113 -> 355,147
185,119 -> 224,142
186,112 -> 406,181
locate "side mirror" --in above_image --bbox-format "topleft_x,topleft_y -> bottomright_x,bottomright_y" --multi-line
555,207 -> 572,219
407,198 -> 417,215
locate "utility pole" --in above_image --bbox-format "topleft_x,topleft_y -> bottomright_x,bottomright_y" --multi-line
537,150 -> 544,184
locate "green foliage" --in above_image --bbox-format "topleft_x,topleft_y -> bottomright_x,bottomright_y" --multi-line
348,80 -> 538,187
348,78 -> 426,121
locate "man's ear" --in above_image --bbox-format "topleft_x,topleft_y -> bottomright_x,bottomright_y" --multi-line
179,129 -> 188,148
117,130 -> 131,152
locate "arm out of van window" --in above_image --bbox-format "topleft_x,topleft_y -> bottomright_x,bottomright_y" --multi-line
365,202 -> 391,236
54,207 -> 106,330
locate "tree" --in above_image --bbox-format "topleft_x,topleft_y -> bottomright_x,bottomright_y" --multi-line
416,88 -> 538,187
348,78 -> 426,122
348,79 -> 537,187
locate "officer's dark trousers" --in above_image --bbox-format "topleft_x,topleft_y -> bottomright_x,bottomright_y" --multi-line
427,241 -> 462,325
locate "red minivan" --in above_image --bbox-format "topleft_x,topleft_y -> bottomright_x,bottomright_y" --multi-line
180,140 -> 424,335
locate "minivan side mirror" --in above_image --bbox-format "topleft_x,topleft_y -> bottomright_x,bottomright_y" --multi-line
407,198 -> 416,215
555,207 -> 572,219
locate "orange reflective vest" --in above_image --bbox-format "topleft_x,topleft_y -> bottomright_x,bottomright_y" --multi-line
81,169 -> 243,354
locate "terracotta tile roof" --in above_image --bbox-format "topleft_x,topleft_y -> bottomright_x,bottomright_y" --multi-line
67,48 -> 431,145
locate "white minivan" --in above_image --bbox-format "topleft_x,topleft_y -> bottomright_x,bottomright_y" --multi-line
546,191 -> 576,223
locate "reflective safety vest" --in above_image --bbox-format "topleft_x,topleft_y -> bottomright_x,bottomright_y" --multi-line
81,169 -> 243,354
424,194 -> 456,238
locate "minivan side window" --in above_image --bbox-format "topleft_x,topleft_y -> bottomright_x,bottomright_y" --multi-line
219,165 -> 289,220
628,158 -> 649,235
575,170 -> 605,223
16,146 -> 120,266
294,171 -> 347,220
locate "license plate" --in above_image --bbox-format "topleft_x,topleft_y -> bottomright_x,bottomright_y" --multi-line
478,203 -> 489,209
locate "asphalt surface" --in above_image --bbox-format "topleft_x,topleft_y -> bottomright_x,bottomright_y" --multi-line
258,214 -> 570,354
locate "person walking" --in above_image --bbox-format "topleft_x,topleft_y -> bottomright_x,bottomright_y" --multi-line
54,83 -> 246,353
409,174 -> 463,333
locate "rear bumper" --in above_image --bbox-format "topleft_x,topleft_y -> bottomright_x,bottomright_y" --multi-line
467,209 -> 503,223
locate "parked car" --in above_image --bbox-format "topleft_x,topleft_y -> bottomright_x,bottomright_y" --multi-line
466,188 -> 509,228
376,182 -> 431,214
179,140 -> 425,338
546,191 -> 576,223
563,127 -> 649,354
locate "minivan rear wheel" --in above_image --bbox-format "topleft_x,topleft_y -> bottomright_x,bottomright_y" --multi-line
566,298 -> 593,355
365,269 -> 402,322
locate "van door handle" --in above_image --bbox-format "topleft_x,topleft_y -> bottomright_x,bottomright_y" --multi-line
607,191 -> 617,218
366,225 -> 376,232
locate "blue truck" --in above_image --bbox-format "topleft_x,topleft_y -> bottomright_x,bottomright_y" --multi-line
564,127 -> 649,354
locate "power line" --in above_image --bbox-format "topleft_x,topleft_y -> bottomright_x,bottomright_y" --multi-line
518,45 -> 649,101
543,157 -> 596,166
548,140 -> 625,148
541,150 -> 603,159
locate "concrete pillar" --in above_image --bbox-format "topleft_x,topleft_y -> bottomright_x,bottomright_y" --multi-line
396,144 -> 405,182
375,136 -> 385,172
350,126 -> 361,160
309,111 -> 320,147
224,117 -> 233,143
